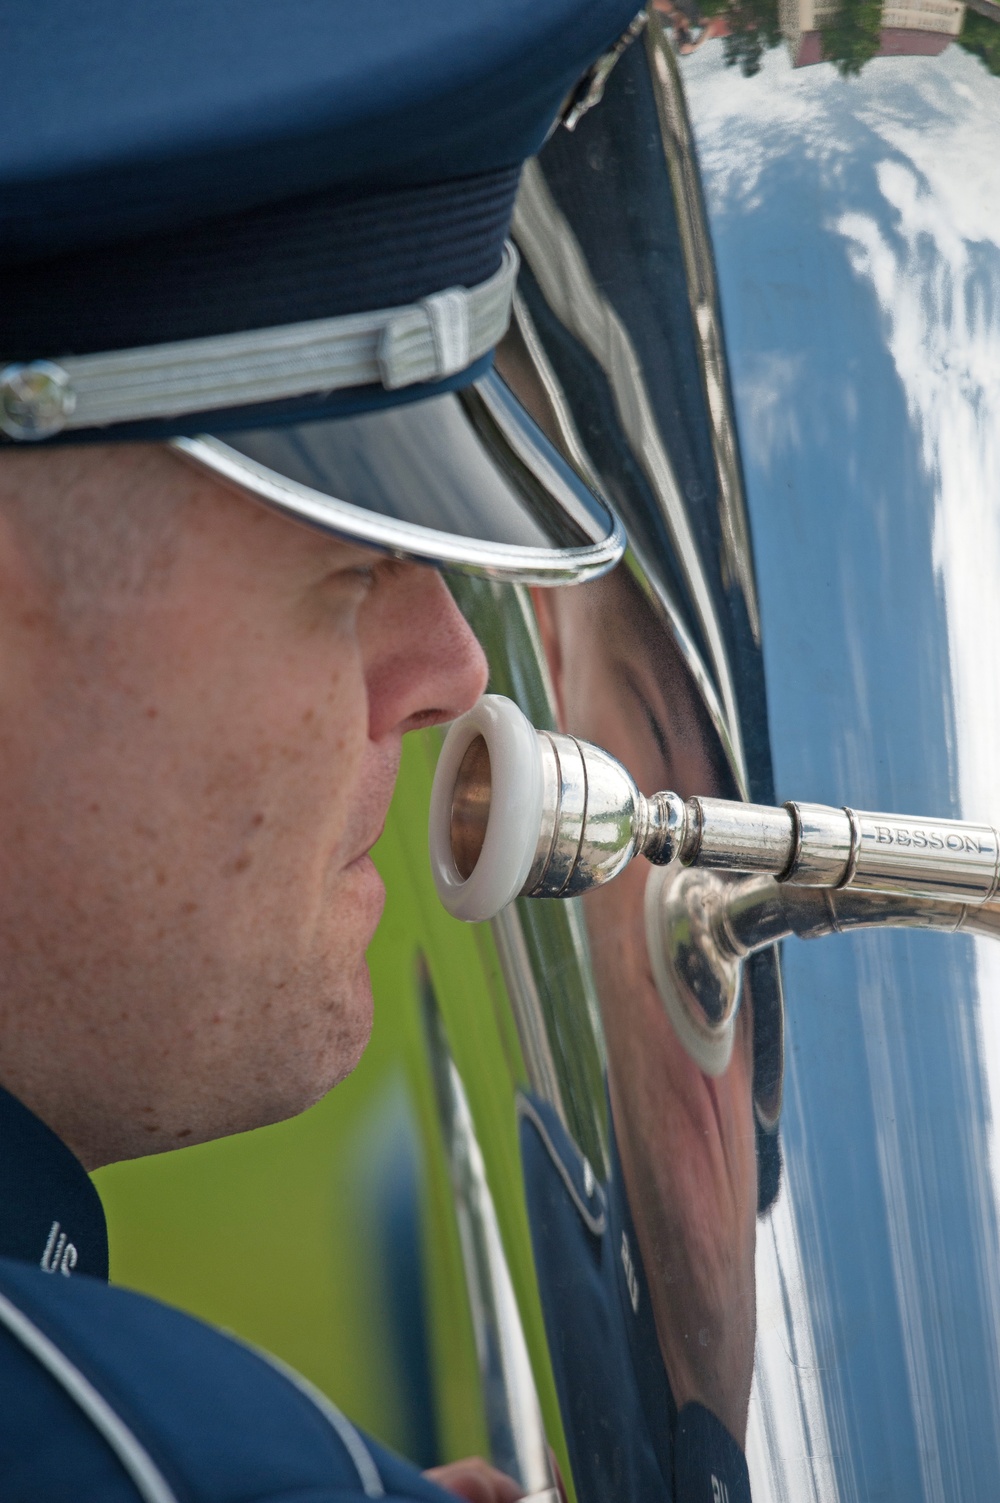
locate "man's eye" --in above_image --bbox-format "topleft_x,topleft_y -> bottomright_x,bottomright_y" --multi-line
338,564 -> 376,589
317,562 -> 376,604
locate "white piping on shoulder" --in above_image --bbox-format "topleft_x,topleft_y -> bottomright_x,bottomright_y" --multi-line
0,1283 -> 386,1500
250,1345 -> 385,1498
0,1287 -> 180,1503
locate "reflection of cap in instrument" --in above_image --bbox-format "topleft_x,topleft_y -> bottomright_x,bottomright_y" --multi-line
0,0 -> 640,579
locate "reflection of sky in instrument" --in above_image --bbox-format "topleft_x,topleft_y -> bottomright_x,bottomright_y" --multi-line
684,40 -> 1000,1503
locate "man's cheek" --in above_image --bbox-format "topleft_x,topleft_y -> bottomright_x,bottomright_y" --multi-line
257,662 -> 370,807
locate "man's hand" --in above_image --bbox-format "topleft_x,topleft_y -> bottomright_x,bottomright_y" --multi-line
424,1458 -> 524,1502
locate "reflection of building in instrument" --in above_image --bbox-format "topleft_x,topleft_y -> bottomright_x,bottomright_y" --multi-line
779,0 -> 965,63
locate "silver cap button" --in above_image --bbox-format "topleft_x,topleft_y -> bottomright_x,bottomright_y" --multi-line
0,361 -> 76,441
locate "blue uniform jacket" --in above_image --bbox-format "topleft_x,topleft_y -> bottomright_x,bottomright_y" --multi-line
0,1079 -> 752,1501
0,1086 -> 454,1503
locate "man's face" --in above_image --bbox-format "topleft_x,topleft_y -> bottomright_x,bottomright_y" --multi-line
533,567 -> 758,1446
0,442 -> 487,1169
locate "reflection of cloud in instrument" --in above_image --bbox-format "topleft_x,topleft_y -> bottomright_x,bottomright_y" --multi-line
730,351 -> 807,473
682,45 -> 835,211
835,156 -> 1000,821
684,37 -> 1000,1503
685,40 -> 1000,222
828,79 -> 1000,1405
747,1188 -> 840,1503
856,102 -> 1000,246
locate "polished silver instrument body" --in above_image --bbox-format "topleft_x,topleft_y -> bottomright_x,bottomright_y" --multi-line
427,11 -> 1000,1503
670,14 -> 1000,1500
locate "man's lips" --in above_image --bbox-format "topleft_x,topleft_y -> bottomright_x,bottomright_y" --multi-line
344,819 -> 387,869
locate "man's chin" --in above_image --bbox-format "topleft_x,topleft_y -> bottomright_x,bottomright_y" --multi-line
245,1007 -> 375,1135
331,984 -> 375,1089
240,958 -> 377,1129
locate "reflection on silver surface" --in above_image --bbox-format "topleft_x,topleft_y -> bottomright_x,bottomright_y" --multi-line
446,16 -> 784,1492
561,10 -> 650,131
447,575 -> 610,1179
420,963 -> 556,1496
512,161 -> 752,784
678,9 -> 1000,1500
416,4 -> 1000,1497
645,29 -> 762,644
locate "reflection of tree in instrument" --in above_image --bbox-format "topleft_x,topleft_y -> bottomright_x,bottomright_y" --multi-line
531,565 -> 758,1450
959,4 -> 1000,69
664,0 -> 1000,79
658,0 -> 782,72
783,0 -> 965,74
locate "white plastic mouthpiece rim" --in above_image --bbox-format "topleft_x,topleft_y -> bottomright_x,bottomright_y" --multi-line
644,865 -> 735,1077
430,694 -> 545,922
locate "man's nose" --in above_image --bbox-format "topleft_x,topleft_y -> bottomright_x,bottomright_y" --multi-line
365,563 -> 488,742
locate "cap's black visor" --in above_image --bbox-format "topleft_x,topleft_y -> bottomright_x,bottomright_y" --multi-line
174,371 -> 624,583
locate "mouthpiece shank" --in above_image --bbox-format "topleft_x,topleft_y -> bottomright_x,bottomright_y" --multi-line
429,696 -> 1000,922
674,798 -> 1000,906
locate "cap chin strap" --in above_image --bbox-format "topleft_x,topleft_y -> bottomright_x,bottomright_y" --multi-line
0,242 -> 518,442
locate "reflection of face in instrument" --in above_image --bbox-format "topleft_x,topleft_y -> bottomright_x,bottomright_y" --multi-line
531,564 -> 758,1447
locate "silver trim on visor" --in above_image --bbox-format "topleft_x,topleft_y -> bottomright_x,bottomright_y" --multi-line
173,371 -> 626,584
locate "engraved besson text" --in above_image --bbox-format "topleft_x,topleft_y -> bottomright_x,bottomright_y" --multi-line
865,823 -> 991,856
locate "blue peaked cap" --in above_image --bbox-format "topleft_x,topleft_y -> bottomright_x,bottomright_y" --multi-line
0,0 -> 635,582
4,0 -> 635,257
1,0 -> 640,386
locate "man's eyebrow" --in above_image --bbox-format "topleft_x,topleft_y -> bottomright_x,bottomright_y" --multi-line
316,537 -> 383,570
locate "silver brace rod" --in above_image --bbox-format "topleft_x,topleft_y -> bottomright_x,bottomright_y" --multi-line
643,863 -> 1000,1087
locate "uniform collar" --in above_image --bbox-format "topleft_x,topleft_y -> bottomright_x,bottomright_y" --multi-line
0,1084 -> 108,1281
